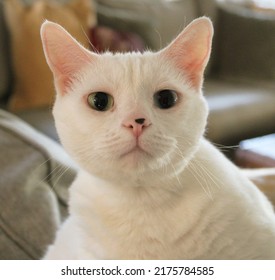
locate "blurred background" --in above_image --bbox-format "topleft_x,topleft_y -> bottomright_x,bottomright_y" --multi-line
1,0 -> 275,153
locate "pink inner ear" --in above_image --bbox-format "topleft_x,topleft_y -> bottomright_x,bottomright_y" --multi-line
41,21 -> 95,94
162,18 -> 213,90
48,43 -> 92,94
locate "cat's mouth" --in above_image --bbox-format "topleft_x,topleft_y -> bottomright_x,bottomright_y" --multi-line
120,145 -> 151,159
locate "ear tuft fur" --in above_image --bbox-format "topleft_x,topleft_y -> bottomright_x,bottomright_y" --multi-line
161,17 -> 213,90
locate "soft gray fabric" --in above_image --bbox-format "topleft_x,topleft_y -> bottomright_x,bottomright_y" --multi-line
16,107 -> 59,141
0,109 -> 76,259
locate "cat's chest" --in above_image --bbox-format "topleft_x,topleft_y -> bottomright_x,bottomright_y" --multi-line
81,205 -> 181,259
70,170 -> 232,259
72,184 -> 212,259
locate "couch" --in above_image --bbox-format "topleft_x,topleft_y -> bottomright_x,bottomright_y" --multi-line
1,0 -> 275,145
0,0 -> 275,259
0,109 -> 77,259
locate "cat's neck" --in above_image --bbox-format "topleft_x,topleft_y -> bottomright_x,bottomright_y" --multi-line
69,138 -> 222,210
71,168 -> 186,211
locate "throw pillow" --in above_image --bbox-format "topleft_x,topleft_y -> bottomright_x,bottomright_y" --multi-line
4,0 -> 96,111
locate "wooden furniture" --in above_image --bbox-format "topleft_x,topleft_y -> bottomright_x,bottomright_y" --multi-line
235,134 -> 275,207
235,134 -> 275,168
244,168 -> 275,207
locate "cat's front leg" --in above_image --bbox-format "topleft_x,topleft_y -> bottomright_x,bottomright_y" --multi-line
43,218 -> 80,260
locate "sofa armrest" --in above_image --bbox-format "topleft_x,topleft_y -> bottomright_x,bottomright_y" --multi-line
0,109 -> 77,259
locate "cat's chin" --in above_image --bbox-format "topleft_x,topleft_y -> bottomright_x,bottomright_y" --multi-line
120,146 -> 150,159
119,146 -> 153,170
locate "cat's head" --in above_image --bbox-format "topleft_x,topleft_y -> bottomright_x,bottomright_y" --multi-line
41,18 -> 213,186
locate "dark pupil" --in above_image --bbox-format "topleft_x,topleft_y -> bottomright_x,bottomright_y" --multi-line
156,90 -> 176,109
93,92 -> 109,111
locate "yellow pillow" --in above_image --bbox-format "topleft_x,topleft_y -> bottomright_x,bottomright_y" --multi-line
4,0 -> 96,111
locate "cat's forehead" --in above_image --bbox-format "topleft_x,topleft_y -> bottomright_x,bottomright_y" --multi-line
74,50 -> 192,102
101,51 -> 155,71
93,51 -> 182,91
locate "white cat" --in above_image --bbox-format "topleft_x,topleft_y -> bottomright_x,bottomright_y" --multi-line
40,18 -> 275,259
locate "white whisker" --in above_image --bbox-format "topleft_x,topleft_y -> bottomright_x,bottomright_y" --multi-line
188,161 -> 214,200
193,159 -> 223,190
52,166 -> 71,188
41,164 -> 63,183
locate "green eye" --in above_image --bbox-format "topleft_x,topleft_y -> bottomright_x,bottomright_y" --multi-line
87,92 -> 114,111
154,89 -> 178,109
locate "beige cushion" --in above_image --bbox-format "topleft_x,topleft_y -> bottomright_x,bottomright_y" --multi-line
4,0 -> 96,111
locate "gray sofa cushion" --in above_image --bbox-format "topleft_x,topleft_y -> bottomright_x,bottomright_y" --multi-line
214,2 -> 275,81
0,109 -> 76,259
205,79 -> 275,144
16,107 -> 59,142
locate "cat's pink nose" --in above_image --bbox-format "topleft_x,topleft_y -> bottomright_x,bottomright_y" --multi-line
123,118 -> 150,137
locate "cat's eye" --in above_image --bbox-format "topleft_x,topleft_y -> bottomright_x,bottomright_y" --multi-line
87,92 -> 114,111
154,89 -> 178,109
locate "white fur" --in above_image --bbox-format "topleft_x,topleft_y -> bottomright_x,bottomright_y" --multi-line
41,19 -> 275,259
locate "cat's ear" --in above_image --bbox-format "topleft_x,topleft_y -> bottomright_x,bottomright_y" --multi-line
161,17 -> 213,90
40,20 -> 95,94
